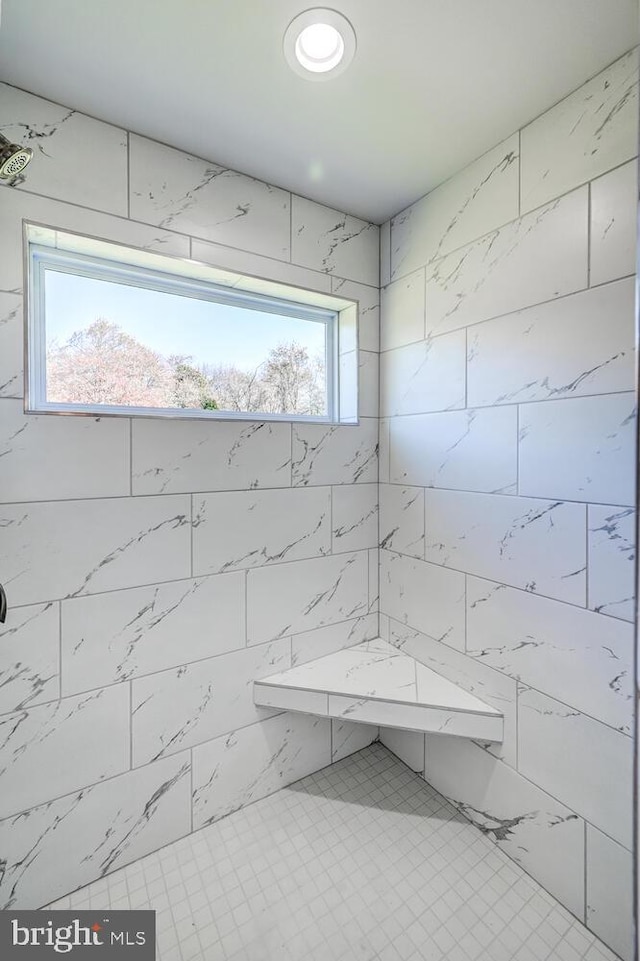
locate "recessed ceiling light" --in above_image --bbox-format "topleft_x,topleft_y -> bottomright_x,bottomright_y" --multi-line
284,9 -> 356,81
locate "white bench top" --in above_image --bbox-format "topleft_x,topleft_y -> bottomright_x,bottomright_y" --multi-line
254,639 -> 503,741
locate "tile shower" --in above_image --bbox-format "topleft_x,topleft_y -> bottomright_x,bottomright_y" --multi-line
0,46 -> 637,961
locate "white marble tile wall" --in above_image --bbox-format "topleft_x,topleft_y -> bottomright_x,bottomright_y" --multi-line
380,50 -> 637,959
0,81 -> 379,909
586,826 -> 634,961
588,505 -> 636,621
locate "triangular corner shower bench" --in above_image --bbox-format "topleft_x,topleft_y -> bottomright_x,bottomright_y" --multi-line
254,639 -> 503,741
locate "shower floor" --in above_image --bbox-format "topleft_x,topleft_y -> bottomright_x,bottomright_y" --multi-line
49,743 -> 618,961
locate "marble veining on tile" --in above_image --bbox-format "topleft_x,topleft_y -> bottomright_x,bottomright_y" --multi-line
0,82 -> 128,214
291,196 -> 379,287
425,735 -> 587,920
518,393 -> 636,506
521,49 -> 639,212
390,133 -> 519,280
390,406 -> 518,494
0,293 -> 22,398
380,548 -> 466,651
193,487 -> 331,574
246,551 -> 369,646
425,187 -> 588,337
0,685 -> 130,819
61,573 -> 245,694
380,329 -> 466,417
424,489 -> 587,605
0,602 -> 59,715
257,638 -> 501,716
379,484 -> 425,559
0,752 -> 191,909
132,419 -> 292,495
466,577 -> 633,734
131,639 -> 290,765
388,618 -> 518,767
467,278 -> 634,407
129,134 -> 291,259
588,505 -> 635,622
0,495 -> 191,606
590,160 -> 638,286
517,686 -> 633,849
291,421 -> 378,487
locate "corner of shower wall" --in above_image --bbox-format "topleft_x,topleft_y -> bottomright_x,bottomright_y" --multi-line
376,48 -> 638,961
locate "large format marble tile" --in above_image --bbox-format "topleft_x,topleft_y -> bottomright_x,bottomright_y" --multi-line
61,573 -> 245,695
520,50 -> 639,213
586,826 -> 633,961
331,719 -> 378,762
424,737 -> 586,919
588,505 -> 635,622
0,83 -> 127,215
247,551 -> 369,646
391,134 -> 519,279
131,639 -> 290,765
331,277 -> 380,352
380,269 -> 425,351
467,577 -> 633,733
0,400 -> 130,502
357,350 -> 379,419
192,236 -> 331,295
380,550 -> 465,651
379,484 -> 425,559
378,418 -> 390,483
192,713 -> 331,829
339,349 -> 378,420
424,489 -> 587,605
0,495 -> 191,606
193,487 -> 331,574
390,406 -> 517,493
518,686 -> 633,848
0,752 -> 191,909
291,420 -> 377,486
590,161 -> 638,286
291,614 -> 378,667
0,177 -> 189,295
367,548 -> 379,614
0,602 -> 59,715
425,187 -> 588,337
0,293 -> 22,398
331,483 -> 378,552
291,196 -> 378,287
467,278 -> 635,406
519,393 -> 636,506
0,685 -> 130,818
129,134 -> 290,259
380,330 -> 466,416
389,618 -> 517,767
132,419 -> 291,494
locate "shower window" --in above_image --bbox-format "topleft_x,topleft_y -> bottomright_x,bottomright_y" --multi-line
25,228 -> 356,424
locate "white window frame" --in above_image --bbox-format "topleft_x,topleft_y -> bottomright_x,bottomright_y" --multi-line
27,243 -> 341,424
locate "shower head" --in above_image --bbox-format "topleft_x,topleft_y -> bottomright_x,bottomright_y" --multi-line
0,133 -> 33,180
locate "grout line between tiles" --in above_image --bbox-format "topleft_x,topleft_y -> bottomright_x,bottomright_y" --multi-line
587,181 -> 592,288
58,601 -> 63,701
584,820 -> 588,924
126,132 -> 131,220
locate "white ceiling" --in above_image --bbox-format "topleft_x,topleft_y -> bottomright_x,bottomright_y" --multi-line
0,0 -> 637,222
